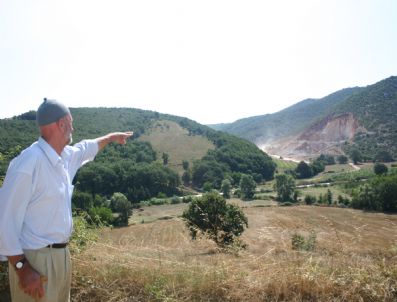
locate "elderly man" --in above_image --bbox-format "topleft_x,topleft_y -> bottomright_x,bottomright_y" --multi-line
0,98 -> 133,301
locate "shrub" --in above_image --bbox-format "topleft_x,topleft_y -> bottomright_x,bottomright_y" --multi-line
352,174 -> 397,212
88,206 -> 114,226
280,202 -> 294,207
304,195 -> 316,205
374,162 -> 388,175
291,231 -> 316,251
70,213 -> 99,254
182,196 -> 194,203
110,192 -> 132,226
374,150 -> 394,162
337,155 -> 349,164
337,195 -> 350,206
170,195 -> 181,204
182,192 -> 248,247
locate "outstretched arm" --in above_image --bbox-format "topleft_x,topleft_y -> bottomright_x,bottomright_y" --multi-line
96,131 -> 134,151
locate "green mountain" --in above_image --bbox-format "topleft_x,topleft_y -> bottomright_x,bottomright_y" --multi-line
212,87 -> 362,144
210,76 -> 397,161
0,108 -> 275,201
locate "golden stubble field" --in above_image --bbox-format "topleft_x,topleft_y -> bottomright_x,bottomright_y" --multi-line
72,203 -> 397,302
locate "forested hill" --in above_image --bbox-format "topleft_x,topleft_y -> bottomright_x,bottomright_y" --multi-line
211,76 -> 397,160
0,107 -> 275,202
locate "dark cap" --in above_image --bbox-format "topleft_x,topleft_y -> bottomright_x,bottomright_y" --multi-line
36,98 -> 70,126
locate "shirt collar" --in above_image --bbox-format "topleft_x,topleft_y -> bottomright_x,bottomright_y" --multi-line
38,137 -> 63,167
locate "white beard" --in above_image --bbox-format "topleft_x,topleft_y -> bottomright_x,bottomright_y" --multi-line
67,133 -> 73,145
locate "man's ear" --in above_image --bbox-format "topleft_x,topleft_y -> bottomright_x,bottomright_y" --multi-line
56,119 -> 65,131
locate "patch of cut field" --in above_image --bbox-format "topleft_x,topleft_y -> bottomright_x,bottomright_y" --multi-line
72,205 -> 397,301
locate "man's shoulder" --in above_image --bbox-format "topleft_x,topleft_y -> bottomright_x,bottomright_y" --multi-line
8,142 -> 44,174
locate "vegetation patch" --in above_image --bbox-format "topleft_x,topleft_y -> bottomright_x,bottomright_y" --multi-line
139,120 -> 215,175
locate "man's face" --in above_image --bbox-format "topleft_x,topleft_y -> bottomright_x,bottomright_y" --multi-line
60,114 -> 74,145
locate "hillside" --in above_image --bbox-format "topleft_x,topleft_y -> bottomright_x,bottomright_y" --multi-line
211,76 -> 397,160
0,107 -> 275,200
212,87 -> 362,144
138,120 -> 215,175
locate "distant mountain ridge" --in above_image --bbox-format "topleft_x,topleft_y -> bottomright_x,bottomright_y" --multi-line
212,87 -> 362,144
210,76 -> 397,160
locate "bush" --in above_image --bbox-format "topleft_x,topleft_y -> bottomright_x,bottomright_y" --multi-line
182,196 -> 194,203
70,213 -> 99,254
72,190 -> 94,211
88,206 -> 114,226
337,195 -> 351,206
182,192 -> 248,247
352,174 -> 397,212
374,150 -> 394,162
304,195 -> 316,205
337,155 -> 349,164
291,231 -> 316,251
149,198 -> 167,206
170,196 -> 181,204
374,162 -> 388,175
110,192 -> 132,226
280,202 -> 294,207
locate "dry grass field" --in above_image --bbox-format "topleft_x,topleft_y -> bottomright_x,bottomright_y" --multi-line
71,204 -> 397,301
138,120 -> 215,175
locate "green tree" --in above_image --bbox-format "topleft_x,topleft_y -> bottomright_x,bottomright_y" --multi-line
182,170 -> 191,186
72,190 -> 94,211
182,192 -> 248,247
374,150 -> 393,163
203,181 -> 212,192
162,152 -> 169,165
374,162 -> 388,175
310,159 -> 325,175
317,154 -> 335,165
192,159 -> 226,189
337,155 -> 348,164
372,174 -> 397,212
110,192 -> 132,226
326,189 -> 333,205
182,160 -> 189,170
239,174 -> 256,200
295,161 -> 312,179
273,174 -> 295,202
350,149 -> 363,165
352,184 -> 380,211
221,179 -> 232,199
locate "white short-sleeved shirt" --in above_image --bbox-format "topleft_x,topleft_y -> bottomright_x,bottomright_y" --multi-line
0,137 -> 98,259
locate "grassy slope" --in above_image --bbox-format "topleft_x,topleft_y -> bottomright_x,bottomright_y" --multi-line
138,120 -> 215,175
71,204 -> 397,301
272,157 -> 298,172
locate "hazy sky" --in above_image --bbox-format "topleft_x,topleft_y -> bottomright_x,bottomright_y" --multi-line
1,0 -> 396,124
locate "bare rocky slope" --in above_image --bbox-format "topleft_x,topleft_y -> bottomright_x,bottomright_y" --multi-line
263,113 -> 366,160
211,76 -> 397,160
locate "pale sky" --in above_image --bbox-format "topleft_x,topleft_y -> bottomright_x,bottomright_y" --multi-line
0,0 -> 396,124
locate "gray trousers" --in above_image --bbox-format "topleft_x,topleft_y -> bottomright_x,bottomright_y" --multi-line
8,246 -> 71,302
